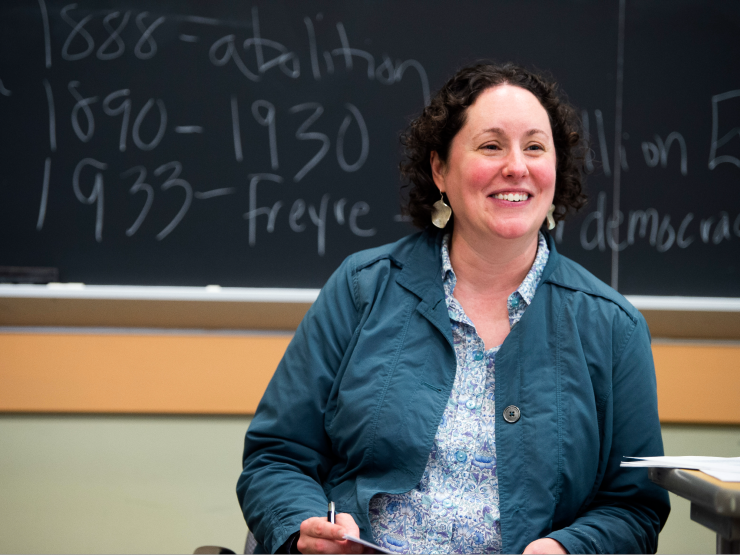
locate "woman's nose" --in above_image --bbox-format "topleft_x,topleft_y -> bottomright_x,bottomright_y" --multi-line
502,150 -> 529,178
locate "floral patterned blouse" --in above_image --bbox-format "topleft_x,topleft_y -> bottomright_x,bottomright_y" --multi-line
369,232 -> 550,554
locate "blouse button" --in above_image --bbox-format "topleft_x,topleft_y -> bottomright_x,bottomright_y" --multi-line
503,405 -> 521,423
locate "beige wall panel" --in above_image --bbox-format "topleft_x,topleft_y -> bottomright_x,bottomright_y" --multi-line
653,342 -> 740,424
0,333 -> 291,414
1,333 -> 739,423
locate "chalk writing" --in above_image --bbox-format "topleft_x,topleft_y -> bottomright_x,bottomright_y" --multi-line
61,4 -> 95,61
153,161 -> 192,240
336,103 -> 368,173
131,98 -> 166,150
578,191 -> 740,253
203,7 -> 429,104
102,89 -> 131,151
36,158 -> 51,230
97,11 -> 129,60
290,103 -> 330,182
252,100 -> 279,170
72,157 -> 106,242
38,0 -> 52,68
43,79 -> 56,152
59,4 -> 165,61
641,132 -> 688,175
709,90 -> 740,170
68,80 -> 96,142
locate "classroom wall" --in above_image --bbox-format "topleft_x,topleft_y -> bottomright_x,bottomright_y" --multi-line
0,415 -> 738,555
1,310 -> 738,554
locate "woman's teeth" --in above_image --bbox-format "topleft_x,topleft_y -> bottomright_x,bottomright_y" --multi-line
493,193 -> 529,202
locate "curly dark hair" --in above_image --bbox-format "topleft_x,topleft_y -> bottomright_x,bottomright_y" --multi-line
400,62 -> 588,230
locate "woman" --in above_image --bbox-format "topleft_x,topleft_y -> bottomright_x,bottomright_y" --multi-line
237,63 -> 669,554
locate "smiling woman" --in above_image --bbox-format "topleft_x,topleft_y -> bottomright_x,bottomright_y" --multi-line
427,84 -> 560,349
237,63 -> 669,555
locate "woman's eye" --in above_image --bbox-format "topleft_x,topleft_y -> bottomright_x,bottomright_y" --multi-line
526,144 -> 544,151
482,144 -> 500,151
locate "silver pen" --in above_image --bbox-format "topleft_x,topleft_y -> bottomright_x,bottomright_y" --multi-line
327,501 -> 336,524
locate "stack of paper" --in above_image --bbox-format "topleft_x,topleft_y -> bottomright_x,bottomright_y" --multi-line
620,456 -> 740,482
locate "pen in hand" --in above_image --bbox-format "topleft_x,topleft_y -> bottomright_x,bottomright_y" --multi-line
327,501 -> 336,524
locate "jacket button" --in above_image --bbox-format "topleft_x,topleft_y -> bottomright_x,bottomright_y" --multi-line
503,405 -> 521,423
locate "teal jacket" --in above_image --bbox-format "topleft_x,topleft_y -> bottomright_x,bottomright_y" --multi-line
237,230 -> 670,554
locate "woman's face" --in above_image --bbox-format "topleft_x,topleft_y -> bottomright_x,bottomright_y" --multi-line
431,84 -> 557,244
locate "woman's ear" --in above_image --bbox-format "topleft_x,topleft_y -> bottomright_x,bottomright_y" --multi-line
430,151 -> 446,191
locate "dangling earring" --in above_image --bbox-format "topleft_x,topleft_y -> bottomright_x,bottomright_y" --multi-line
546,204 -> 556,230
431,192 -> 452,228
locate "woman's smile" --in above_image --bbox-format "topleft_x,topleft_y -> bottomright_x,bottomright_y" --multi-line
490,192 -> 530,202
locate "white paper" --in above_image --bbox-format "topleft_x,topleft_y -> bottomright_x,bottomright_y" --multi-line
343,534 -> 394,554
620,456 -> 740,482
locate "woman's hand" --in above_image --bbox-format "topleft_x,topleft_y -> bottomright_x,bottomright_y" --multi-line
296,513 -> 374,554
523,538 -> 568,554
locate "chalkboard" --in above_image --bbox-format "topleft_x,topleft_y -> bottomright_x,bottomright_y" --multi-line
1,0 -> 739,295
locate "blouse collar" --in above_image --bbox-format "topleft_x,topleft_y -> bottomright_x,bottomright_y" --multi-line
440,231 -> 550,308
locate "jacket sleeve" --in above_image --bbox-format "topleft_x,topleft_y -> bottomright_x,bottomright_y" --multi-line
236,256 -> 361,554
546,315 -> 671,554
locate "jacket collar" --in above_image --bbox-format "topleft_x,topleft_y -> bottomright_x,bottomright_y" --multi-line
539,231 -> 562,284
395,228 -> 446,303
395,228 -> 563,347
395,229 -> 452,345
